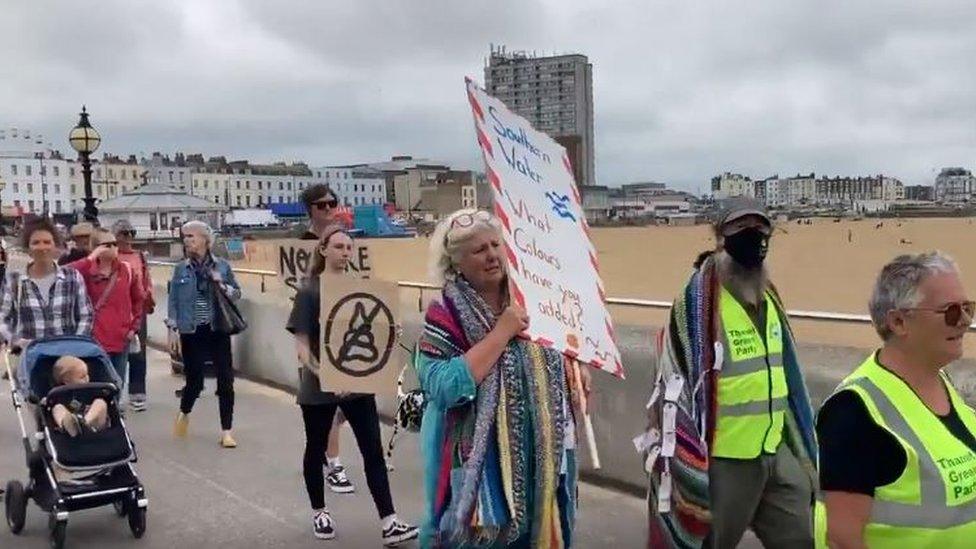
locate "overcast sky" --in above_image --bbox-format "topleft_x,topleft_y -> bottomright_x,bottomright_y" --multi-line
2,1 -> 974,192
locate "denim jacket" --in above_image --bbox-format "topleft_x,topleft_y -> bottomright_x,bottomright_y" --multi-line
166,256 -> 242,334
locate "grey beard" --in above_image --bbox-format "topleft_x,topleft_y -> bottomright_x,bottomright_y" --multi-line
715,250 -> 768,306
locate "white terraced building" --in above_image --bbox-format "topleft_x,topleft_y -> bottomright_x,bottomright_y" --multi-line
0,128 -> 75,216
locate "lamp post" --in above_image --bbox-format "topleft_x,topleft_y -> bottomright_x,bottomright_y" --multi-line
68,106 -> 101,224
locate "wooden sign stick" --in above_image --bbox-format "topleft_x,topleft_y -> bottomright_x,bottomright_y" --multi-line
571,359 -> 601,470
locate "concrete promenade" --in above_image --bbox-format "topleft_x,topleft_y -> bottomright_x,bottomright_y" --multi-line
0,349 -> 663,548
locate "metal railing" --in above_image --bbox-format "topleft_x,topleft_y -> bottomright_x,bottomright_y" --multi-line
148,260 -> 277,293
145,259 -> 910,327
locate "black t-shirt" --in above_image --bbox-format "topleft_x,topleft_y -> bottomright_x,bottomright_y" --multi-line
286,276 -> 363,406
301,229 -> 317,240
286,276 -> 331,405
817,360 -> 976,495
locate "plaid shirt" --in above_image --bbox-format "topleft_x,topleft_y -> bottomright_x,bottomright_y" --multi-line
0,263 -> 93,343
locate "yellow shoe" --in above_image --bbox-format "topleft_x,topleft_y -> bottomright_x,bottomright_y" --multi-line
220,432 -> 237,448
173,413 -> 189,438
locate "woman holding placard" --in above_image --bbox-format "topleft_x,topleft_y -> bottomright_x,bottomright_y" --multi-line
286,225 -> 418,545
418,208 -> 591,548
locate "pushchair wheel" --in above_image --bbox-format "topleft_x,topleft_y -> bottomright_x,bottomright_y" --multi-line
4,480 -> 27,534
127,504 -> 146,539
49,515 -> 67,549
113,498 -> 127,517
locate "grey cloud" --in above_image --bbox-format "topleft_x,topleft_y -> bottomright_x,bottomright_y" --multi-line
1,0 -> 974,192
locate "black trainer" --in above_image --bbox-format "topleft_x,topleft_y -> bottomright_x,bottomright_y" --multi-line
325,465 -> 355,494
313,510 -> 335,540
381,519 -> 418,546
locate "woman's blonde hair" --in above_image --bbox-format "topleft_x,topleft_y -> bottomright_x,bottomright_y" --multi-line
181,220 -> 215,248
427,208 -> 503,284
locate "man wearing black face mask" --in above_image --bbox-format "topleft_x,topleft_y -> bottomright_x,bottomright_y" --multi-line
642,198 -> 818,549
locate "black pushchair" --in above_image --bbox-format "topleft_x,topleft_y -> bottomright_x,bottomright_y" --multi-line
3,336 -> 147,548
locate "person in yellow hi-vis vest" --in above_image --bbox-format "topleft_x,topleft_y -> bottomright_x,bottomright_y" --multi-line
642,197 -> 818,549
816,252 -> 976,548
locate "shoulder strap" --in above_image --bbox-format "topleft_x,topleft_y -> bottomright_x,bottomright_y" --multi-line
93,268 -> 121,312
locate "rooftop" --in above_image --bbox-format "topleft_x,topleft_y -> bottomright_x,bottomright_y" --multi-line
98,183 -> 226,212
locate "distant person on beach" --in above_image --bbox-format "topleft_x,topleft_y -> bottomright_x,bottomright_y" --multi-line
297,184 -> 356,494
644,197 -> 817,548
815,252 -> 976,548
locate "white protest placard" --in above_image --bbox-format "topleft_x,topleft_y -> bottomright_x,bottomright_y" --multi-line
465,78 -> 623,378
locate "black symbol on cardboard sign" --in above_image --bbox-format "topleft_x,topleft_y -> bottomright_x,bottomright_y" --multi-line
324,292 -> 395,377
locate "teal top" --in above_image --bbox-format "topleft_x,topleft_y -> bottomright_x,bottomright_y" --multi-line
417,353 -> 477,547
418,354 -> 559,548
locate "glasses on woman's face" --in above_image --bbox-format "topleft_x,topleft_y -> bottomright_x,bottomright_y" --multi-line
450,211 -> 492,229
314,198 -> 338,210
904,301 -> 976,327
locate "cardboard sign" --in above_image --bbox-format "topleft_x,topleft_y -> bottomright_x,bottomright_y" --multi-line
319,276 -> 401,394
465,78 -> 624,378
277,240 -> 371,294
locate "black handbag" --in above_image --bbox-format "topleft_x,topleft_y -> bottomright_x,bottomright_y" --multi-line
210,279 -> 247,335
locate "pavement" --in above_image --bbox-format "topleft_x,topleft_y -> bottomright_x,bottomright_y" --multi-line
0,348 -> 659,548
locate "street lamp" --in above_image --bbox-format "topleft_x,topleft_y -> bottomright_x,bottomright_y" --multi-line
68,106 -> 101,224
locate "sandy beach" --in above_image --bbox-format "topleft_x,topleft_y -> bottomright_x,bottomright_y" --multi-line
221,217 -> 976,357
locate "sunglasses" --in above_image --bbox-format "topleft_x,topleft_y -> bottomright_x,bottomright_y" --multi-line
313,199 -> 338,210
450,211 -> 492,229
101,242 -> 118,248
117,230 -> 136,237
904,301 -> 976,327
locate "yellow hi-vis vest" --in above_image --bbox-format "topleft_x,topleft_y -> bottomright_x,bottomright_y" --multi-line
711,287 -> 788,459
814,354 -> 976,549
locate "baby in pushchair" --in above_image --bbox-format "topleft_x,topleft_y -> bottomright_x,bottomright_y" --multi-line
50,355 -> 110,437
4,336 -> 147,548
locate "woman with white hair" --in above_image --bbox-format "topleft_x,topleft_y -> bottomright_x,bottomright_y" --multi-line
816,251 -> 976,548
166,220 -> 243,448
417,209 -> 589,548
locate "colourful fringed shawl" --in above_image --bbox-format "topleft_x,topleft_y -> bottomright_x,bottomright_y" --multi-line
419,277 -> 575,548
643,255 -> 818,548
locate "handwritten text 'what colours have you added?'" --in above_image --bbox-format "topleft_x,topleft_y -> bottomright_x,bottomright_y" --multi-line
466,78 -> 623,376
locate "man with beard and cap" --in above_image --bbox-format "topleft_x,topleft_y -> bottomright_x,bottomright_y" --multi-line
641,197 -> 818,549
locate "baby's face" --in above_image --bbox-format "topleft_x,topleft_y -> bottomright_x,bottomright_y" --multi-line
56,360 -> 90,385
65,370 -> 90,384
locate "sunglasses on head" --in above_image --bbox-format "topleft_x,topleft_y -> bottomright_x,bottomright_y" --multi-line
904,301 -> 976,327
450,211 -> 492,229
313,199 -> 338,210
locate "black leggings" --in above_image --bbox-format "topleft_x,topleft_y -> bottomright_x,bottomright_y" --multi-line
180,326 -> 234,430
301,395 -> 394,517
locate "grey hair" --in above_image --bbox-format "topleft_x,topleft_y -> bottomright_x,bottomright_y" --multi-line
427,208 -> 503,285
869,251 -> 958,341
181,220 -> 215,248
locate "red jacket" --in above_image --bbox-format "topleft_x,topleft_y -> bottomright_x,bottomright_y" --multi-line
69,257 -> 144,353
118,249 -> 155,314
